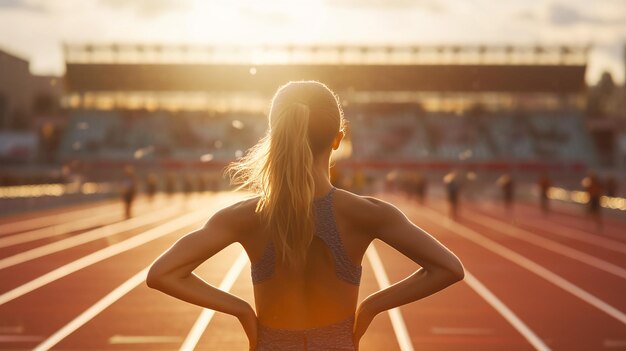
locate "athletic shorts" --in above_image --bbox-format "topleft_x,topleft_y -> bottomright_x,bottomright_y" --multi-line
256,316 -> 355,351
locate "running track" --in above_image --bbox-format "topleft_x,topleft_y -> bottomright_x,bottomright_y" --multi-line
0,191 -> 625,350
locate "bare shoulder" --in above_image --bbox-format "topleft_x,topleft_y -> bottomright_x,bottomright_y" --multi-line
333,188 -> 405,232
204,195 -> 261,239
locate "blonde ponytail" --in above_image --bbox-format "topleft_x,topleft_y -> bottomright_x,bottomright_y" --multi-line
227,81 -> 342,268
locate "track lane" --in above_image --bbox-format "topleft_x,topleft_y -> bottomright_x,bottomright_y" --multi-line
371,239 -> 539,351
0,194 -> 189,254
4,191 -> 626,350
471,202 -> 626,265
0,194 -> 243,350
0,197 -> 119,234
0,196 -> 212,294
0,195 -> 184,260
384,195 -> 626,351
505,201 -> 626,241
0,222 -> 206,350
44,243 -> 246,350
418,205 -> 626,324
0,212 -> 179,295
424,201 -> 626,311
0,199 -> 195,270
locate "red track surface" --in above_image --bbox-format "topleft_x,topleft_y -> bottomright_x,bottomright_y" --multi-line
0,191 -> 625,350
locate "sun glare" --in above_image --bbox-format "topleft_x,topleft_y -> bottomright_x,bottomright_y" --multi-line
181,0 -> 327,47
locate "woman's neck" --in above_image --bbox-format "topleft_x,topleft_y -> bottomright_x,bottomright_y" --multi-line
312,153 -> 333,197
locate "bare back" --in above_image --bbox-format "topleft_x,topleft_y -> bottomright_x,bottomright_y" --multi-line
236,188 -> 377,329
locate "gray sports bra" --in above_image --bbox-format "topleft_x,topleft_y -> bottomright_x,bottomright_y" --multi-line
251,187 -> 362,285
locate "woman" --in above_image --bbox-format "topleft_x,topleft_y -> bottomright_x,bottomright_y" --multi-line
146,81 -> 465,350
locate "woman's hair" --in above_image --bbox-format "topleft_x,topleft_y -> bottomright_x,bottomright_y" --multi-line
227,80 -> 344,267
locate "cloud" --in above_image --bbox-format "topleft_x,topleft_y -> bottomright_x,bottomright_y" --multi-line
548,2 -> 626,26
548,3 -> 587,26
0,0 -> 45,12
99,0 -> 187,17
0,0 -> 27,7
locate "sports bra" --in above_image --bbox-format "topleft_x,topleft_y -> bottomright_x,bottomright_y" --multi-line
251,187 -> 362,285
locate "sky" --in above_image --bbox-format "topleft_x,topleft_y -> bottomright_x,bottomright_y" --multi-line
0,0 -> 625,85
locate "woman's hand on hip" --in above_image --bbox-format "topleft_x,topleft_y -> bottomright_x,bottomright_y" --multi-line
353,299 -> 377,350
237,304 -> 258,351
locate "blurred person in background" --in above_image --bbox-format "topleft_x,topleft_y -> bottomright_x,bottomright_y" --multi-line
145,173 -> 158,202
538,172 -> 551,214
582,172 -> 603,233
497,173 -> 515,211
444,170 -> 460,219
121,165 -> 137,219
146,81 -> 464,351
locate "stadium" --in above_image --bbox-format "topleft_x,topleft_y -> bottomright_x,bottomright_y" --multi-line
58,44 -> 596,191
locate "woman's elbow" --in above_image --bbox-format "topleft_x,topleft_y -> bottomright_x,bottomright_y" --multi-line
446,259 -> 465,282
145,275 -> 160,290
451,267 -> 465,283
434,258 -> 464,284
146,267 -> 166,290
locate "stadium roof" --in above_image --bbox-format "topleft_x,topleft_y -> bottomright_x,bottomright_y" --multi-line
64,44 -> 587,94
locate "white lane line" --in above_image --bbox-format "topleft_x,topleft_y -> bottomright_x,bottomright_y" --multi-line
109,335 -> 183,344
0,335 -> 45,342
603,339 -> 626,348
0,198 -> 199,270
419,206 -> 626,326
366,245 -> 415,351
0,211 -> 121,248
0,325 -> 23,333
29,195 -> 240,351
430,327 -> 494,335
179,250 -> 249,351
482,203 -> 626,255
0,202 -> 119,235
0,194 -> 238,306
32,267 -> 150,351
464,210 -> 626,279
464,271 -> 551,351
0,195 -> 183,248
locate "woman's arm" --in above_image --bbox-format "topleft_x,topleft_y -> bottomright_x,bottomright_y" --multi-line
146,206 -> 257,347
354,199 -> 464,344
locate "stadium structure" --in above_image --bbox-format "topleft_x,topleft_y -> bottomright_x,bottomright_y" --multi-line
59,44 -> 595,185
